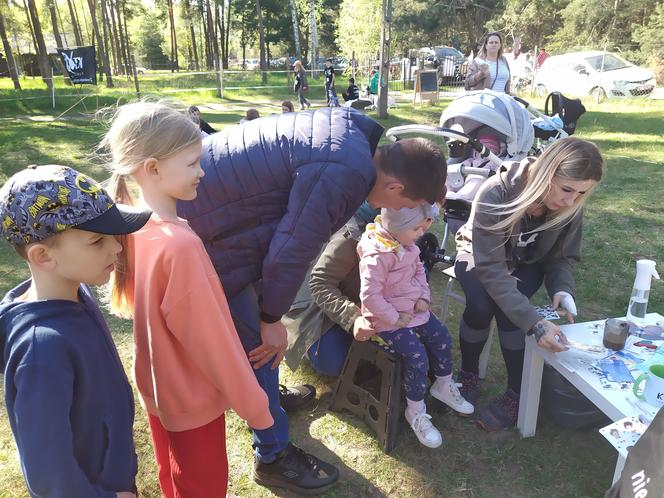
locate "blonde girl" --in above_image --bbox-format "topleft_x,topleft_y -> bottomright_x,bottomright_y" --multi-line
453,136 -> 603,432
102,101 -> 272,498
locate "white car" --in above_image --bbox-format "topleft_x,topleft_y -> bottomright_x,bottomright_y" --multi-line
534,51 -> 656,100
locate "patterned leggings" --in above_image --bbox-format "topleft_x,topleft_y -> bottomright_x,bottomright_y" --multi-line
377,313 -> 452,402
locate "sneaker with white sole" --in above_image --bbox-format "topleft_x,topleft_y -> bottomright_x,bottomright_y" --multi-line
430,379 -> 475,416
405,410 -> 443,448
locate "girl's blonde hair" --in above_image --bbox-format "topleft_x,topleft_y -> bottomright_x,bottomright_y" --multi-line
477,136 -> 604,235
99,100 -> 201,318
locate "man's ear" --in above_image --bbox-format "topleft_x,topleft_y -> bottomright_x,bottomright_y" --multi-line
26,243 -> 57,270
385,181 -> 405,194
141,157 -> 160,177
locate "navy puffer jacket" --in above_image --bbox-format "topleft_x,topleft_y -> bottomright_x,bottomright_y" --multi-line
177,107 -> 384,319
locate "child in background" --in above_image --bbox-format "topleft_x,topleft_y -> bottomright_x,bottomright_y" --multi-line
356,205 -> 473,448
101,102 -> 273,498
342,77 -> 360,102
0,165 -> 151,497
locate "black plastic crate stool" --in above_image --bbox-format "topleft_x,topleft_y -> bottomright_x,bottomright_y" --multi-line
330,339 -> 402,453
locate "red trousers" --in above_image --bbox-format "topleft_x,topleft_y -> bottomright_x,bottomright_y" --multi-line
148,413 -> 228,498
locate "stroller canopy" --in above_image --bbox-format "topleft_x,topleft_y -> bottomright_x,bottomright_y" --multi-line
440,90 -> 534,159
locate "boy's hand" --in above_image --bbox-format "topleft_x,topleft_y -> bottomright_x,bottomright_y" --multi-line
353,315 -> 376,341
415,299 -> 429,313
116,493 -> 136,498
395,312 -> 413,329
249,321 -> 288,370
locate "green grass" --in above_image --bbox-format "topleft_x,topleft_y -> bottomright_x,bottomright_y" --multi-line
0,93 -> 663,497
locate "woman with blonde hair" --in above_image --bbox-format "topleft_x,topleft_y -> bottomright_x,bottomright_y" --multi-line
293,60 -> 310,110
453,136 -> 604,431
464,31 -> 511,93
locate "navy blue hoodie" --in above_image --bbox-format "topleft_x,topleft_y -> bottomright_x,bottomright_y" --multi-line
0,280 -> 137,498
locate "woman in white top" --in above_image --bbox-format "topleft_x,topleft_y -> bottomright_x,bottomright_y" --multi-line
465,32 -> 511,94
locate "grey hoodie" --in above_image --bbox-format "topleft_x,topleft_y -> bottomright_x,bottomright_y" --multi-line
455,158 -> 583,332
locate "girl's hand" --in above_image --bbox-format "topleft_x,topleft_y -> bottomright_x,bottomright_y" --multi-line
395,312 -> 413,329
530,319 -> 569,353
414,299 -> 429,313
353,315 -> 376,341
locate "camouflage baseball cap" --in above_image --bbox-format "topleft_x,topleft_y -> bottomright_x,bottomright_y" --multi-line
0,165 -> 151,246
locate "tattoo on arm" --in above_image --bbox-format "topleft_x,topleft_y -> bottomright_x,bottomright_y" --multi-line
531,321 -> 548,343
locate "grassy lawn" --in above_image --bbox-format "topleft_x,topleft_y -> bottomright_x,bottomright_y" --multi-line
0,91 -> 663,497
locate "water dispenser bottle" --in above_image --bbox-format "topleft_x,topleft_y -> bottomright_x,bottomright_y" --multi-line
626,260 -> 659,327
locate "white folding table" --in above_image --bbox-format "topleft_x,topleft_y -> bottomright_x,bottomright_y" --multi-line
517,312 -> 663,484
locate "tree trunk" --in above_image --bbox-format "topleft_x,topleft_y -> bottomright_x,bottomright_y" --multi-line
377,0 -> 392,118
255,0 -> 266,84
47,0 -> 64,48
86,0 -> 114,86
66,0 -> 83,46
114,0 -> 129,75
289,0 -> 301,59
205,0 -> 215,71
106,0 -> 121,74
167,0 -> 178,71
26,0 -> 52,91
22,0 -> 38,54
100,0 -> 115,74
309,0 -> 318,79
0,5 -> 21,89
54,0 -> 69,46
78,0 -> 91,43
218,0 -> 225,69
122,0 -> 130,65
224,0 -> 231,69
209,0 -> 221,97
183,0 -> 198,70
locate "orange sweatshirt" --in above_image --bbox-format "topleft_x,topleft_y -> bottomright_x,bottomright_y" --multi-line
130,217 -> 273,432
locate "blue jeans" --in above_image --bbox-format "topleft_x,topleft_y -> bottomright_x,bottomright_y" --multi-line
306,324 -> 353,377
377,314 -> 452,402
227,285 -> 288,463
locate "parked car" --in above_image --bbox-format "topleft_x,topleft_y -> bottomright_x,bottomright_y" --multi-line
242,59 -> 260,70
534,51 -> 656,100
417,46 -> 467,82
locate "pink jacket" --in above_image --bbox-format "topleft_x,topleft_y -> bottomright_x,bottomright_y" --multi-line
357,221 -> 430,332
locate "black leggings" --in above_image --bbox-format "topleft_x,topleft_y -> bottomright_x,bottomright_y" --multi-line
455,260 -> 545,332
454,260 -> 545,393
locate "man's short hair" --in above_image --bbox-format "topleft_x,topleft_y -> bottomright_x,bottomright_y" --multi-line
376,138 -> 447,204
349,77 -> 355,84
245,108 -> 260,120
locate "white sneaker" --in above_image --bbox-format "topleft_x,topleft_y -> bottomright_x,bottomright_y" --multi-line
405,409 -> 443,448
430,379 -> 475,415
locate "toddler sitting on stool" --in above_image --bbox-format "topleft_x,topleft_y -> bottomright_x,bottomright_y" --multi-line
355,205 -> 473,448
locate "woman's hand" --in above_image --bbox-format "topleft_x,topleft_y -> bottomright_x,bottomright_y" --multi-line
530,319 -> 569,353
552,292 -> 577,324
414,299 -> 429,313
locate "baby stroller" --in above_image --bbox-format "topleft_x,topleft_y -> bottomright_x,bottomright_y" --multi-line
386,89 -> 586,271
